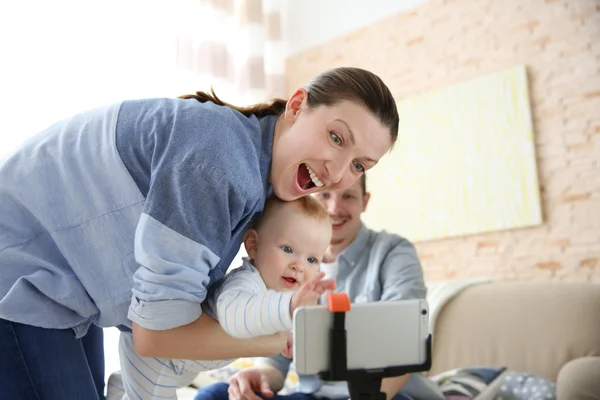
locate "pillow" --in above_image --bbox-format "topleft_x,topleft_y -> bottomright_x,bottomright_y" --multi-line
430,367 -> 507,399
495,371 -> 556,400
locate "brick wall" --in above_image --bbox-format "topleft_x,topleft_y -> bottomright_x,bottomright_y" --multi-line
285,0 -> 600,282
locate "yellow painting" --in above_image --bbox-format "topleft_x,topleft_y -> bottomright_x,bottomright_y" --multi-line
363,65 -> 542,242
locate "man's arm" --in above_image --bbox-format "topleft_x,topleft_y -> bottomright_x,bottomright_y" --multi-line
132,313 -> 286,359
227,362 -> 288,400
253,354 -> 293,393
380,238 -> 426,301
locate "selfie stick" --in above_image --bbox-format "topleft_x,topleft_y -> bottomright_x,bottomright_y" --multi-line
318,293 -> 432,400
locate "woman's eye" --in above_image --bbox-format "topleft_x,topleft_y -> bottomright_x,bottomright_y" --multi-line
330,132 -> 342,146
307,257 -> 317,264
282,246 -> 293,253
353,161 -> 365,173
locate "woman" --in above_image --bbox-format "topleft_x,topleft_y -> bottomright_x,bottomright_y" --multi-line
0,67 -> 398,399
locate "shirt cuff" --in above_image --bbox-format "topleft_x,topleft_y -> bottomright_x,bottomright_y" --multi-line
127,296 -> 202,330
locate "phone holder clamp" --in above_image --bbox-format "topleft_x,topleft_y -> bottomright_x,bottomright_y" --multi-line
318,293 -> 432,400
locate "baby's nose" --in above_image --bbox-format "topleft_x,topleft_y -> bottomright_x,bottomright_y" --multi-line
290,261 -> 303,272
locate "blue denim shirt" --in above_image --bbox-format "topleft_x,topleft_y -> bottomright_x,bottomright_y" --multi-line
0,98 -> 275,338
258,224 -> 427,397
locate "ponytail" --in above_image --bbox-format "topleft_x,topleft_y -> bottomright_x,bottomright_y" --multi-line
179,88 -> 287,118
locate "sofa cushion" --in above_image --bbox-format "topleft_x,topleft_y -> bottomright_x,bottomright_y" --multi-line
431,282 -> 600,380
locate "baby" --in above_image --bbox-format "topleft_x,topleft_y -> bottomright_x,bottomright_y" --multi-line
108,195 -> 334,400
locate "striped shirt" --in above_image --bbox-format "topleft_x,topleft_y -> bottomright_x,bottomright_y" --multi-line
206,258 -> 294,337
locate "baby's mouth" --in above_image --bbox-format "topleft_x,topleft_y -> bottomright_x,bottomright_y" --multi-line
282,276 -> 298,288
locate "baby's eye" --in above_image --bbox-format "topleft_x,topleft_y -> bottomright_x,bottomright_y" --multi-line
330,132 -> 342,146
307,257 -> 317,264
352,161 -> 365,173
282,246 -> 293,253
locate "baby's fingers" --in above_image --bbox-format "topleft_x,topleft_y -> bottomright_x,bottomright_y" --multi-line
309,272 -> 326,283
314,279 -> 336,292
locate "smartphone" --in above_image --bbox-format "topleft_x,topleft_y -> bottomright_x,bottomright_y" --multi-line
293,299 -> 430,376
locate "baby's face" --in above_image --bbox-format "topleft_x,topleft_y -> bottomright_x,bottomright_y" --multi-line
253,208 -> 331,291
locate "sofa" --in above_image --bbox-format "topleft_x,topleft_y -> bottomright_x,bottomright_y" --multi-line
429,281 -> 600,399
190,280 -> 600,399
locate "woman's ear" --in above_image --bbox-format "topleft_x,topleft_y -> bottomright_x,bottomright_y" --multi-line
284,88 -> 308,123
243,229 -> 259,259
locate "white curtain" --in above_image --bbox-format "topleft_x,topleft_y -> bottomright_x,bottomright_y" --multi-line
175,0 -> 286,105
0,0 -> 285,156
0,0 -> 285,386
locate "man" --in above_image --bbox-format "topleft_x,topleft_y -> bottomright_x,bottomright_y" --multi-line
196,174 -> 438,400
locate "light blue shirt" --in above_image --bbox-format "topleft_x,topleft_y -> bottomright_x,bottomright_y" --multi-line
258,224 -> 430,398
0,98 -> 276,338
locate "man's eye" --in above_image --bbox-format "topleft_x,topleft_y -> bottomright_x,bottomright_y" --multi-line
282,246 -> 293,253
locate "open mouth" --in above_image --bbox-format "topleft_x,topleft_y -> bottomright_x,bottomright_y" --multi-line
297,163 -> 324,191
282,276 -> 298,288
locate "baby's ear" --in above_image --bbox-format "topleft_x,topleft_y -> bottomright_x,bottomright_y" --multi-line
243,229 -> 259,259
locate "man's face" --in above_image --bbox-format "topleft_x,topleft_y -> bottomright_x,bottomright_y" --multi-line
313,179 -> 370,250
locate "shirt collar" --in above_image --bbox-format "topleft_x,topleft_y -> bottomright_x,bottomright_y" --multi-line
338,223 -> 369,265
242,257 -> 257,273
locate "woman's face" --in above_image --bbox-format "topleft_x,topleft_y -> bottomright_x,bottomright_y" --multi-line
271,89 -> 392,201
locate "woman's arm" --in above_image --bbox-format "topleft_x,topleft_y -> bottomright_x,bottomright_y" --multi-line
132,313 -> 288,360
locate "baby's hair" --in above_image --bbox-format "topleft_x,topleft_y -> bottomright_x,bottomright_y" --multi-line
253,195 -> 330,231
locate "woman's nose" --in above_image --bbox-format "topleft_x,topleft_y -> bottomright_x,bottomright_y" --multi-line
324,158 -> 348,186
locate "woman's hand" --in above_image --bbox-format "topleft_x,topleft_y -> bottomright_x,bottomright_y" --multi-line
227,367 -> 275,400
281,333 -> 293,359
290,272 -> 335,315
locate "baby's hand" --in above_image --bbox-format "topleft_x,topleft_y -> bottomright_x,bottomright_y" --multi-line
290,272 -> 335,315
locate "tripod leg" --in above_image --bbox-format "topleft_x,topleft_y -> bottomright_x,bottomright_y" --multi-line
348,377 -> 386,400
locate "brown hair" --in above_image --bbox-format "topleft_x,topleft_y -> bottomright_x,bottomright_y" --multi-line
359,173 -> 367,195
179,88 -> 287,119
253,195 -> 330,232
179,67 -> 399,145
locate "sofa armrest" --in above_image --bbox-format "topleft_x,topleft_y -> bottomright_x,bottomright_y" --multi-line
556,356 -> 600,400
